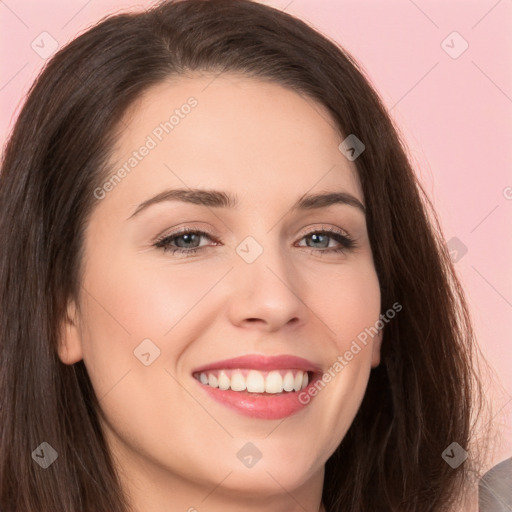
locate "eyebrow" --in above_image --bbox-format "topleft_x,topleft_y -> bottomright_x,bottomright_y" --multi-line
127,188 -> 366,220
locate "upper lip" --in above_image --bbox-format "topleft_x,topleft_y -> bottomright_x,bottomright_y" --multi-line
192,354 -> 322,375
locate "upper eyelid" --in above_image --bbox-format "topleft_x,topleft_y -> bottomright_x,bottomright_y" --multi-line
154,227 -> 217,244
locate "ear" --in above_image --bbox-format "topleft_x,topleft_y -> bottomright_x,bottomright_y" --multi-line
58,300 -> 84,365
371,327 -> 383,368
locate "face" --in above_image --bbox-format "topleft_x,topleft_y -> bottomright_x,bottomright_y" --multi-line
59,73 -> 382,510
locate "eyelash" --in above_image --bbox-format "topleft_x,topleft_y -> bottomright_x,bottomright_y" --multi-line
153,226 -> 357,258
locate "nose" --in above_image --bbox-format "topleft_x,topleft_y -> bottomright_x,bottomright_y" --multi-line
226,240 -> 308,333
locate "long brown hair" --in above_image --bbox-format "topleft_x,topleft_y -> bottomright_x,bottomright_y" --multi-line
0,1 -> 485,510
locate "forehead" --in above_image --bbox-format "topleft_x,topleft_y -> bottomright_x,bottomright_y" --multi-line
100,73 -> 363,215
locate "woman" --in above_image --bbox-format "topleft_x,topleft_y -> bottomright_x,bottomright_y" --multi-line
0,1 -> 489,510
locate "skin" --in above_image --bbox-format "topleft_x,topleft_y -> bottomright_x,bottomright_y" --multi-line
59,73 -> 382,512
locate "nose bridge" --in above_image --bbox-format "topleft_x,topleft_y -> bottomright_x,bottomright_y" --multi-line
235,227 -> 291,285
227,229 -> 305,330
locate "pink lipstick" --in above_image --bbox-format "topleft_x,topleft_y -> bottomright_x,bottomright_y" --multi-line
192,354 -> 322,420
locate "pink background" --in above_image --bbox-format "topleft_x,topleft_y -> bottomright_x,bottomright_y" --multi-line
1,0 -> 511,466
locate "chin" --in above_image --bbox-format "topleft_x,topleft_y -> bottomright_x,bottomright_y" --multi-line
211,451 -> 322,497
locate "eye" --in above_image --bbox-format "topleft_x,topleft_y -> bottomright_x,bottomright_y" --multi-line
153,225 -> 357,258
296,227 -> 356,255
154,228 -> 218,257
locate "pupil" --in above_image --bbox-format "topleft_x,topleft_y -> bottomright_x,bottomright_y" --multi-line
178,233 -> 199,248
310,233 -> 328,248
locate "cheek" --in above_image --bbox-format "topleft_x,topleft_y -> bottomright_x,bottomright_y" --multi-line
77,249 -> 230,392
298,261 -> 381,430
82,249 -> 220,339
305,260 -> 381,346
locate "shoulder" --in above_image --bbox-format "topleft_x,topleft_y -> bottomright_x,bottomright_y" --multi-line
479,457 -> 512,511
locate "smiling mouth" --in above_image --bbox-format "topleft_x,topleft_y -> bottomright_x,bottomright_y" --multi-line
192,368 -> 314,394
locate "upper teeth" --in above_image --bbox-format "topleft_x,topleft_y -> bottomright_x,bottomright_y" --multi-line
195,369 -> 309,394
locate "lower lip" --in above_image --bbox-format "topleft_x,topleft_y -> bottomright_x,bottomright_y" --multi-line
194,377 -> 317,420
